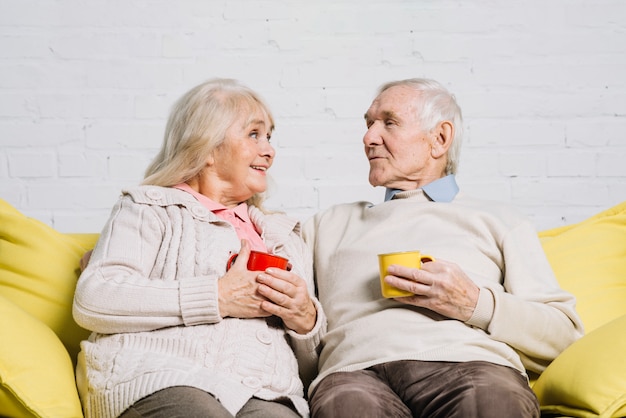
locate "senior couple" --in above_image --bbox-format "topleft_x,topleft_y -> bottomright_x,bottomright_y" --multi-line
72,77 -> 584,418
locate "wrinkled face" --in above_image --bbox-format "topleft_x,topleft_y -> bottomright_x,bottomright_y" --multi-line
209,108 -> 275,205
363,85 -> 439,190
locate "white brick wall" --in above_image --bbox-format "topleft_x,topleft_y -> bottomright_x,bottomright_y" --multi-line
1,0 -> 625,232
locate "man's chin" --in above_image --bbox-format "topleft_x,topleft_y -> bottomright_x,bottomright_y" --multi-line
368,174 -> 386,188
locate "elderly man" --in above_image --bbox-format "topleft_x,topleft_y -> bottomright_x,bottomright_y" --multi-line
303,78 -> 584,418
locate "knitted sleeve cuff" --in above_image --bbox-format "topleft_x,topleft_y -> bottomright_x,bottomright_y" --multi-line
179,276 -> 222,325
286,297 -> 327,354
465,287 -> 495,330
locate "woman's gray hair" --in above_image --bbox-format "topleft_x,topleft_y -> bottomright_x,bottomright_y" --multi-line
378,78 -> 463,175
143,78 -> 274,208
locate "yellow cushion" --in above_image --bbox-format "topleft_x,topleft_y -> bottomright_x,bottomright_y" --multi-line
533,314 -> 626,418
0,199 -> 98,361
0,294 -> 84,418
0,199 -> 99,417
534,201 -> 626,417
539,201 -> 626,333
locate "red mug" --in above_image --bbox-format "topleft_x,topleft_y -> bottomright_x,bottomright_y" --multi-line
227,250 -> 290,271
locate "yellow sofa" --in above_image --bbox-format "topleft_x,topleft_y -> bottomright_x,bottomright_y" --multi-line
1,198 -> 625,418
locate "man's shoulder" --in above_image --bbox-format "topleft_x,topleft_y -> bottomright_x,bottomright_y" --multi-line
315,201 -> 373,219
453,192 -> 529,226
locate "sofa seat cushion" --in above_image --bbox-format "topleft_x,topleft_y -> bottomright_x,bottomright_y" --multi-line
0,294 -> 83,418
533,314 -> 626,418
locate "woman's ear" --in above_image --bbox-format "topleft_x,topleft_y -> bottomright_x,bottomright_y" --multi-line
430,120 -> 454,159
205,151 -> 215,166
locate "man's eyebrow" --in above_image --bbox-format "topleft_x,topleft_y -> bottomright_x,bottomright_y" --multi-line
364,110 -> 397,121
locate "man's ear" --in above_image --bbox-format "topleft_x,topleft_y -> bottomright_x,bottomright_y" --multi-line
431,120 -> 454,159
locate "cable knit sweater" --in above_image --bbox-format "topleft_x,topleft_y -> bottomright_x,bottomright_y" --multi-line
302,189 -> 584,395
73,186 -> 326,418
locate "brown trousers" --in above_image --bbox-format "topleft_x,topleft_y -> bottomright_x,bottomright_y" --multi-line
118,386 -> 300,418
309,360 -> 540,418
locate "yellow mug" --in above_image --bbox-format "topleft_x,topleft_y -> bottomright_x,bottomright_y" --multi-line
378,251 -> 435,298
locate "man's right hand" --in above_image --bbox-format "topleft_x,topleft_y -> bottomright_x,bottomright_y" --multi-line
385,259 -> 480,322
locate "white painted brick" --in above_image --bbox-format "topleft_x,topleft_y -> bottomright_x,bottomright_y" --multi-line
85,61 -> 183,89
134,93 -> 173,119
0,94 -> 35,118
597,151 -> 626,176
546,151 -> 596,177
53,210 -> 111,233
458,151 -> 501,178
304,149 -> 371,181
0,122 -> 83,147
0,34 -> 50,58
49,32 -> 161,60
82,94 -> 134,119
265,182 -> 319,211
0,184 -> 24,207
27,183 -> 122,210
33,94 -> 83,119
0,152 -> 7,177
466,120 -> 564,147
566,118 -> 626,147
58,153 -> 107,178
7,152 -> 56,178
498,152 -> 547,177
84,122 -> 164,150
107,154 -> 152,182
457,178 -> 512,202
511,178 -> 609,206
0,62 -> 86,89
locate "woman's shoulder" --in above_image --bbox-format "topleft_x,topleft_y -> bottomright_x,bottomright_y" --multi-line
121,185 -> 196,207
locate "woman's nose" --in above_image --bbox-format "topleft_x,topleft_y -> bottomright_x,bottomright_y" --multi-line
260,138 -> 275,158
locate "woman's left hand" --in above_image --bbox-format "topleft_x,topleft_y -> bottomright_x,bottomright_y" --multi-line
256,269 -> 317,334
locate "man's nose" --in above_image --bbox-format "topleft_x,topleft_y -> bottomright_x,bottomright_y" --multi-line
363,123 -> 382,146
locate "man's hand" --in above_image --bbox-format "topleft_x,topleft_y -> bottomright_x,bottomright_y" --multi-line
384,259 -> 479,321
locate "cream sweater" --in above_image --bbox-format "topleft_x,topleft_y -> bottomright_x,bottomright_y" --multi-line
303,189 -> 584,395
73,186 -> 326,418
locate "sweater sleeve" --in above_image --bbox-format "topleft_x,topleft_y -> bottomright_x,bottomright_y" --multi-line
478,220 -> 585,373
72,195 -> 222,334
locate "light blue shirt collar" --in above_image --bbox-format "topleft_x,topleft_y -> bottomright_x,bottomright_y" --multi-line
384,174 -> 459,202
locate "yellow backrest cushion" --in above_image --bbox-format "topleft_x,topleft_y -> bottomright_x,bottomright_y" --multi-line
539,200 -> 626,333
0,199 -> 97,361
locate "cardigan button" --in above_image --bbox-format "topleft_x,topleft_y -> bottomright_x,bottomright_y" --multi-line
191,206 -> 209,217
242,376 -> 261,389
146,189 -> 163,200
256,330 -> 272,345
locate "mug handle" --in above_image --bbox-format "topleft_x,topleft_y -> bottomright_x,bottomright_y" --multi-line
420,255 -> 435,264
226,253 -> 238,271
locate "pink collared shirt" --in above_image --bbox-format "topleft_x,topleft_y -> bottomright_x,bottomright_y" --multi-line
173,183 -> 267,252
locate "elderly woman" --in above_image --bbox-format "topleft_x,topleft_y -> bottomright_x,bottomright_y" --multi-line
72,79 -> 326,418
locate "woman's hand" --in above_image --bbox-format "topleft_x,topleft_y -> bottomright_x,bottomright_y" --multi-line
218,240 -> 271,319
256,268 -> 317,334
